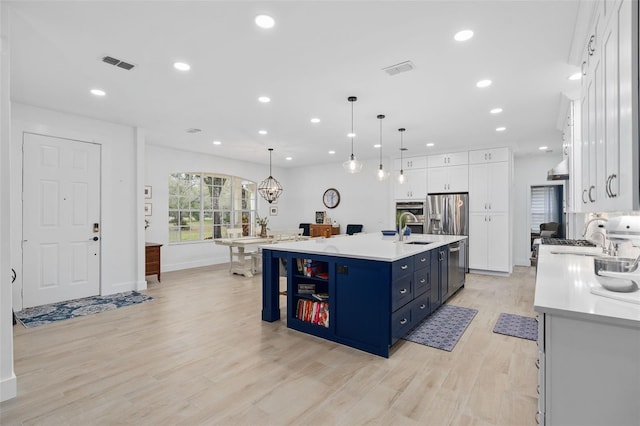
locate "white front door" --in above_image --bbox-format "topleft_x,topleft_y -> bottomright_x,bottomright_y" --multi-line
22,133 -> 101,308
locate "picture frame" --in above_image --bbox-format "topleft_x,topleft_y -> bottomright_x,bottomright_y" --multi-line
315,211 -> 326,224
144,185 -> 152,199
144,203 -> 152,216
269,206 -> 278,216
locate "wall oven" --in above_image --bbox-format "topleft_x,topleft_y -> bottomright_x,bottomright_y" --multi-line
395,201 -> 426,234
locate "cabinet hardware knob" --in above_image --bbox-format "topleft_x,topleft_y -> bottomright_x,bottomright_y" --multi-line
400,318 -> 408,325
400,288 -> 408,294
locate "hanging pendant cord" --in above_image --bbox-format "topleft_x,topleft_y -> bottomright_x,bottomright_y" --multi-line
350,100 -> 355,156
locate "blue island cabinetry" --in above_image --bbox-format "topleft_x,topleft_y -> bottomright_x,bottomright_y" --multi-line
262,241 -> 458,358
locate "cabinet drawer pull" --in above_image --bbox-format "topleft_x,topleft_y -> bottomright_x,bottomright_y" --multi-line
588,34 -> 596,56
605,175 -> 612,197
535,359 -> 540,369
535,411 -> 541,425
588,185 -> 595,202
419,278 -> 426,283
400,288 -> 408,294
582,189 -> 587,204
400,264 -> 408,270
419,304 -> 426,309
419,257 -> 427,263
609,174 -> 617,197
400,318 -> 408,325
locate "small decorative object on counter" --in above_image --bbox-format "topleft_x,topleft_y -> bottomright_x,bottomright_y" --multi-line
257,214 -> 269,237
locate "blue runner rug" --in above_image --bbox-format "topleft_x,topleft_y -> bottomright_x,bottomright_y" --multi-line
15,291 -> 153,328
403,304 -> 478,351
493,313 -> 538,341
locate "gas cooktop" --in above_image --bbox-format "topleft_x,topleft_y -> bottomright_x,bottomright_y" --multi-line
540,238 -> 597,247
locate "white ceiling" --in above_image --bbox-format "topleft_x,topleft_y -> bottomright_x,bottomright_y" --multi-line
7,1 -> 582,169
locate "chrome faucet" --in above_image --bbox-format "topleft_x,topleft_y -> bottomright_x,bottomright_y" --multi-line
397,212 -> 418,241
583,216 -> 610,254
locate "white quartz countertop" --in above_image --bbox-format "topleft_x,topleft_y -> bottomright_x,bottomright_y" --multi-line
260,232 -> 467,262
534,245 -> 640,327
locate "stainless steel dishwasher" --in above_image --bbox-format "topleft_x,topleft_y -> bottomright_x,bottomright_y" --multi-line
448,241 -> 466,295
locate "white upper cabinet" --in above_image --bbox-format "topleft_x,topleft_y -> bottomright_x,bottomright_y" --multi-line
427,151 -> 468,168
427,165 -> 468,193
575,0 -> 638,212
468,148 -> 510,164
393,168 -> 427,200
393,156 -> 427,170
427,151 -> 468,193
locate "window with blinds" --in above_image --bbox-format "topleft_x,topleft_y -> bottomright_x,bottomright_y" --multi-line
530,185 -> 562,233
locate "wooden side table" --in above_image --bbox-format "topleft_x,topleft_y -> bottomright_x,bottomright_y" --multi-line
145,242 -> 163,282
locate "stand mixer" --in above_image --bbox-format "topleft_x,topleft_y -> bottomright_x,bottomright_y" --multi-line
593,216 -> 640,292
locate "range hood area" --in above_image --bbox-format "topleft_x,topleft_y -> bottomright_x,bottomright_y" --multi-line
547,158 -> 569,181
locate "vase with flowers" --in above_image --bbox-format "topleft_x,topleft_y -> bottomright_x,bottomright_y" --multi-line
257,214 -> 269,237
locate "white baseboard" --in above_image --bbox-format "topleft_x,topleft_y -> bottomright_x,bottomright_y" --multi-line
0,373 -> 17,402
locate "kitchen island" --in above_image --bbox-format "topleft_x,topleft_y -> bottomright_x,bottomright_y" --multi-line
534,245 -> 640,425
261,233 -> 467,357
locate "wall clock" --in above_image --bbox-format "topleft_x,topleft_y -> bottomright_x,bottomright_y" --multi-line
323,188 -> 340,209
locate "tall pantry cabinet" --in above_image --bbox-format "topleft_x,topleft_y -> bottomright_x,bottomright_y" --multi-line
576,0 -> 639,213
468,148 -> 511,273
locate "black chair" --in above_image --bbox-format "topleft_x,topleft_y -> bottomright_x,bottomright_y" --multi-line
299,223 -> 311,237
346,224 -> 363,235
540,222 -> 560,238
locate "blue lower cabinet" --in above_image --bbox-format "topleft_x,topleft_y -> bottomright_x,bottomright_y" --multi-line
268,244 -> 462,358
391,302 -> 413,344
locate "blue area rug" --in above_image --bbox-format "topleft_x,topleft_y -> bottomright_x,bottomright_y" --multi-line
15,291 -> 153,328
493,313 -> 538,341
403,304 -> 478,352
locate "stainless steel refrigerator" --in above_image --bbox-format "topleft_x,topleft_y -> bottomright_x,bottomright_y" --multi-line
427,193 -> 469,286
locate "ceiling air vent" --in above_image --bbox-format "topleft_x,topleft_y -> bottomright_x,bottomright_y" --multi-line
382,60 -> 415,76
186,128 -> 202,134
101,55 -> 136,71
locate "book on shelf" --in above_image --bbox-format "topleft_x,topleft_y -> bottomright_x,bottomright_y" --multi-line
312,293 -> 329,301
295,299 -> 329,328
304,259 -> 326,278
297,283 -> 316,294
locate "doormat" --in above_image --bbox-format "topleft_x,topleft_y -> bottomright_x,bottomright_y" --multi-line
14,291 -> 153,328
493,313 -> 537,341
403,304 -> 478,352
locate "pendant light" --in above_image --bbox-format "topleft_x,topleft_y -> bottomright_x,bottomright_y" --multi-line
258,148 -> 283,203
398,128 -> 407,184
342,96 -> 363,173
376,114 -> 389,181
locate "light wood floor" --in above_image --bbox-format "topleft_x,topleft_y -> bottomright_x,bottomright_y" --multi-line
1,265 -> 539,425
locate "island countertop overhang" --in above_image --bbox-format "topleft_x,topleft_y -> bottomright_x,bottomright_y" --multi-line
260,233 -> 467,262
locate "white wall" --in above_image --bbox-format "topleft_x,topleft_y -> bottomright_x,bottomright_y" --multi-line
146,145 -> 394,271
513,153 -> 564,266
10,104 -> 144,310
0,1 -> 17,402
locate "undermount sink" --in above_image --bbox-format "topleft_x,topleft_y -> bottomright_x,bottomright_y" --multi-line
403,241 -> 433,245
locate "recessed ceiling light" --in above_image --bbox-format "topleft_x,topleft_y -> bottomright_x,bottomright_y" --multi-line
454,30 -> 474,41
426,143 -> 435,147
538,146 -> 548,150
310,118 -> 320,124
476,79 -> 492,88
173,62 -> 191,71
212,140 -> 222,145
374,144 -> 381,148
328,150 -> 336,155
255,14 -> 275,29
347,132 -> 356,138
496,126 -> 506,132
490,108 -> 503,114
90,88 -> 106,96
258,130 -> 268,135
258,96 -> 271,103
568,72 -> 582,81
285,156 -> 292,161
